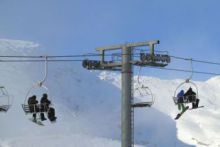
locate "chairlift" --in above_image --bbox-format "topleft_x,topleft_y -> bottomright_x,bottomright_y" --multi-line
22,84 -> 50,114
173,59 -> 202,107
133,67 -> 155,108
173,79 -> 198,105
21,56 -> 53,118
0,86 -> 11,112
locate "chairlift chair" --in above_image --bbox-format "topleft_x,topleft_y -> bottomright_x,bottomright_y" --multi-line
0,86 -> 11,112
133,84 -> 155,108
173,58 -> 203,109
21,56 -> 53,118
132,67 -> 155,108
22,84 -> 50,114
173,79 -> 198,105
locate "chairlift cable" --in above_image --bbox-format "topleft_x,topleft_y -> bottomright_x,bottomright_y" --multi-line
0,53 -> 141,59
0,53 -> 219,76
0,59 -> 219,76
146,66 -> 220,76
0,59 -> 84,62
0,54 -> 102,58
170,55 -> 220,66
0,53 -> 219,67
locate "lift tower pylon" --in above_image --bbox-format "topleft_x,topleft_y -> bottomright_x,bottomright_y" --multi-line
82,40 -> 171,147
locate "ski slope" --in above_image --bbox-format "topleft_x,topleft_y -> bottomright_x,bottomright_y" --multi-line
0,39 -> 219,147
99,71 -> 220,147
0,39 -> 141,147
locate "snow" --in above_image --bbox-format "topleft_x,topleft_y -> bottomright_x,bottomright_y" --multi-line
0,134 -> 124,147
100,71 -> 220,147
0,39 -> 220,147
0,39 -> 134,147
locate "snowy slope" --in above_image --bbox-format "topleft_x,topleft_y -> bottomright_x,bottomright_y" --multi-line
99,71 -> 220,147
0,39 -> 142,147
0,39 -> 219,147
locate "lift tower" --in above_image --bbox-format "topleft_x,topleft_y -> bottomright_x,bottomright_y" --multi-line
82,40 -> 170,147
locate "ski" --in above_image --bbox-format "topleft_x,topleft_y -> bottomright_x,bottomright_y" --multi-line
29,118 -> 44,126
175,106 -> 189,120
189,106 -> 204,110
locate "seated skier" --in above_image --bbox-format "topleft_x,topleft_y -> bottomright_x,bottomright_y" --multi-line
184,87 -> 196,102
177,90 -> 184,103
40,93 -> 51,121
28,95 -> 39,122
184,87 -> 200,109
177,90 -> 187,111
175,90 -> 189,120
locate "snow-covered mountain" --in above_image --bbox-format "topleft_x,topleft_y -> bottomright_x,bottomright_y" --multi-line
0,39 -> 135,147
99,71 -> 220,147
0,39 -> 219,147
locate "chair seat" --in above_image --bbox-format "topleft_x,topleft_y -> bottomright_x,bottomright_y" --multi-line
22,104 -> 49,114
173,96 -> 197,105
132,102 -> 152,108
0,105 -> 10,112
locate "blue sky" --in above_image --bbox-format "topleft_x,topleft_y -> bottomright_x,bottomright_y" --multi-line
0,0 -> 220,80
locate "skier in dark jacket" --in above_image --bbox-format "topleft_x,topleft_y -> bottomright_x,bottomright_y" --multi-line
28,95 -> 39,121
184,87 -> 196,102
40,93 -> 51,121
184,87 -> 199,109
